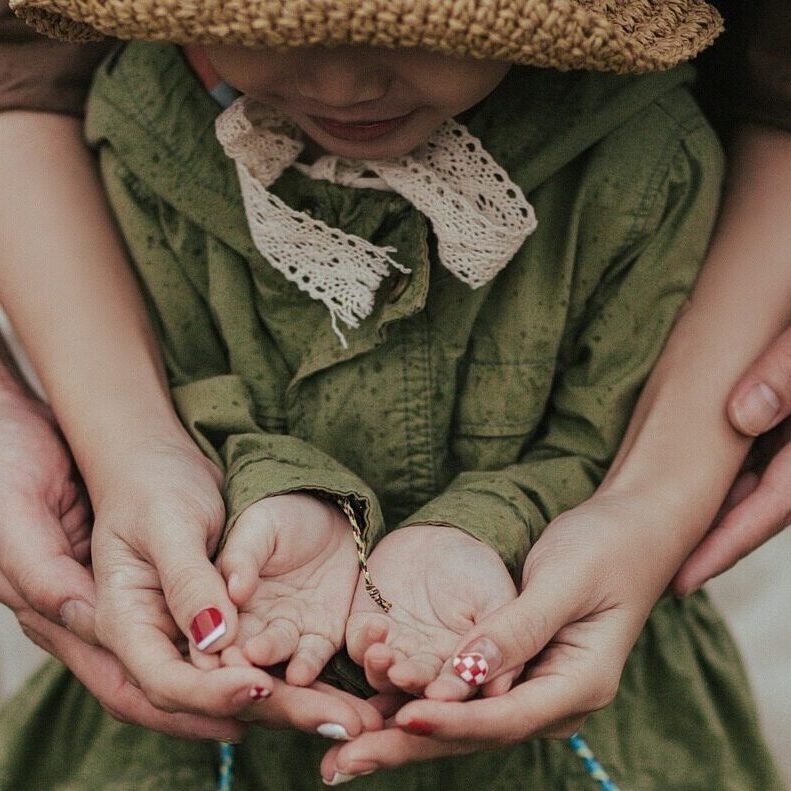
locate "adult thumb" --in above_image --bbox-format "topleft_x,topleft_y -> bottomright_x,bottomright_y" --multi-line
155,534 -> 240,655
424,583 -> 572,701
729,326 -> 791,436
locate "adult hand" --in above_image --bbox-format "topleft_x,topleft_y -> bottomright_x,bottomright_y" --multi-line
672,326 -> 791,594
320,495 -> 660,781
90,444 -> 379,737
0,389 -> 95,639
89,438 -> 279,717
1,573 -> 246,741
0,388 -> 244,740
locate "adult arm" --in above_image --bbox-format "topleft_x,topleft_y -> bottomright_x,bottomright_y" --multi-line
673,123 -> 791,591
0,108 -> 281,716
673,0 -> 791,589
0,4 -> 264,731
0,330 -> 247,740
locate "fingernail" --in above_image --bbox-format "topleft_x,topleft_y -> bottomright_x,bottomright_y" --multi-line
249,685 -> 270,701
401,719 -> 433,736
190,607 -> 226,650
323,772 -> 357,786
323,770 -> 375,786
453,637 -> 502,686
59,599 -> 94,636
734,382 -> 780,436
317,723 -> 350,740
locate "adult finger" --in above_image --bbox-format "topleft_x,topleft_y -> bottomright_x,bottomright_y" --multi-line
672,443 -> 791,594
1,500 -> 97,644
398,670 -> 595,744
12,603 -> 246,742
241,679 -> 384,740
728,325 -> 791,436
421,575 -> 574,702
319,687 -> 589,782
94,593 -> 274,718
319,727 -> 479,783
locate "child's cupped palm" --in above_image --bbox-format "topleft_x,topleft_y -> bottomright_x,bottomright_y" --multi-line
217,492 -> 360,686
345,524 -> 518,697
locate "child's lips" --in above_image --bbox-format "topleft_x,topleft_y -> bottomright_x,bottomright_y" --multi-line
309,111 -> 414,142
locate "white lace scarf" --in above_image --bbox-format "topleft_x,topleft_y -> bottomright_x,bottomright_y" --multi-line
215,97 -> 537,346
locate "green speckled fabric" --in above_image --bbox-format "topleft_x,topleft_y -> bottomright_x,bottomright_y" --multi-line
0,42 -> 783,791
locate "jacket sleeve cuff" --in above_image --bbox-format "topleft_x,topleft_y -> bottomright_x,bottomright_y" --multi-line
221,433 -> 385,554
398,476 -> 543,577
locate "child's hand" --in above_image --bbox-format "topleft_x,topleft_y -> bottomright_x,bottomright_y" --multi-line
215,493 -> 359,686
344,524 -> 517,698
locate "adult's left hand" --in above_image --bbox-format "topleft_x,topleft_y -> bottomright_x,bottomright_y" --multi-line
318,495 -> 664,782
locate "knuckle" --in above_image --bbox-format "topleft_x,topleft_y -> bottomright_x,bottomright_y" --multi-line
761,335 -> 791,400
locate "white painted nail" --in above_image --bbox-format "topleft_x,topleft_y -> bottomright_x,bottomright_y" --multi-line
317,722 -> 351,741
322,771 -> 357,786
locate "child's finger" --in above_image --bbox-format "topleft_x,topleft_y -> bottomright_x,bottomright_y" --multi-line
345,611 -> 392,665
285,632 -> 339,686
242,616 -> 300,667
218,510 -> 277,606
386,651 -> 445,695
362,641 -> 401,692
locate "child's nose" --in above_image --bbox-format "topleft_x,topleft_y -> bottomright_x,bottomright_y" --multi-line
294,48 -> 389,108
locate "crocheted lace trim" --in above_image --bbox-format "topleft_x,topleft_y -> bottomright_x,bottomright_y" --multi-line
215,97 -> 537,345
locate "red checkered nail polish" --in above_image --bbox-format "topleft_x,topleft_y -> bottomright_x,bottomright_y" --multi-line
453,652 -> 489,686
401,719 -> 434,736
190,607 -> 226,650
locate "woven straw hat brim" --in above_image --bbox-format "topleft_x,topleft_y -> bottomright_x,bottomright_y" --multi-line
10,0 -> 723,73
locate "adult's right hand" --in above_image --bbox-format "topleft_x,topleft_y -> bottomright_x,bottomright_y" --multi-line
0,387 -> 244,741
672,325 -> 791,594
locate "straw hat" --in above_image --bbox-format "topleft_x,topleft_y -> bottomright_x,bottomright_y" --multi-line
10,0 -> 723,73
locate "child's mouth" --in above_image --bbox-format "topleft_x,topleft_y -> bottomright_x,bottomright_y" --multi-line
309,112 -> 414,143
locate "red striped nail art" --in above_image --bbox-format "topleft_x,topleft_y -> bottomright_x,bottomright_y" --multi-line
190,607 -> 226,650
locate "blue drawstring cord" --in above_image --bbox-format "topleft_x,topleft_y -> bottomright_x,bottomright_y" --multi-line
217,742 -> 235,791
567,733 -> 622,791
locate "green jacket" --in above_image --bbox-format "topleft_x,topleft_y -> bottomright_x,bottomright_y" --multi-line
0,43 -> 782,791
86,45 -> 721,577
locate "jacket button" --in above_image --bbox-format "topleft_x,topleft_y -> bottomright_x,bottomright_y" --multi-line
387,272 -> 411,303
